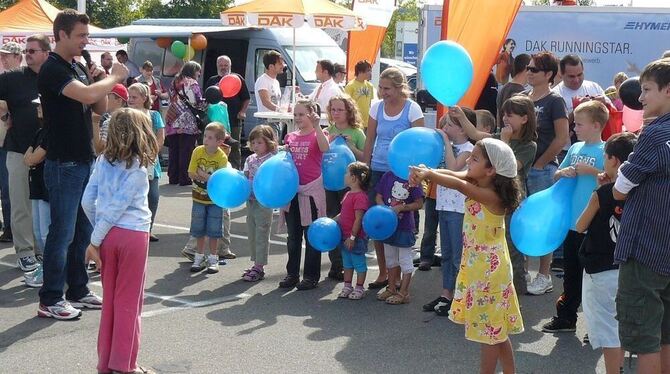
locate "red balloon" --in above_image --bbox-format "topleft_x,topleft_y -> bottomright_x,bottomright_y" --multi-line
219,74 -> 242,98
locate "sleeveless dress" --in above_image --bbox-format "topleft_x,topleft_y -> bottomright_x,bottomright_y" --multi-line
449,199 -> 524,345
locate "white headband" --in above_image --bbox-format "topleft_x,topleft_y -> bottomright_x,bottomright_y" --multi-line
482,138 -> 517,178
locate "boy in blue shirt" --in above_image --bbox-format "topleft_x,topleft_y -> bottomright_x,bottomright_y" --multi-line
542,100 -> 607,333
613,58 -> 670,373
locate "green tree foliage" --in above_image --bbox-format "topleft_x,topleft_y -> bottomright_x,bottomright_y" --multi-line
0,0 -> 234,28
382,0 -> 420,58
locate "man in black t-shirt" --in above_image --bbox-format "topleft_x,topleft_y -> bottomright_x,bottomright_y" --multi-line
205,55 -> 250,169
37,9 -> 128,321
0,34 -> 50,272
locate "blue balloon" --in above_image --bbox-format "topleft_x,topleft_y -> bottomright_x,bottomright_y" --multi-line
322,136 -> 356,191
510,178 -> 577,257
362,205 -> 398,241
253,151 -> 299,209
420,41 -> 473,106
307,217 -> 341,252
388,127 -> 445,180
207,167 -> 250,208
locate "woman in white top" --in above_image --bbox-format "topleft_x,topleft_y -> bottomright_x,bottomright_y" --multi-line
362,67 -> 424,289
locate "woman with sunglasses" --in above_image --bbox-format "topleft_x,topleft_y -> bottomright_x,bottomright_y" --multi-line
523,51 -> 570,297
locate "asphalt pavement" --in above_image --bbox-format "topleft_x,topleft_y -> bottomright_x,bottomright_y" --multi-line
0,179 -> 628,373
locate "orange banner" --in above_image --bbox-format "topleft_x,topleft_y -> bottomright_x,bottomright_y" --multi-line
346,0 -> 396,82
440,0 -> 522,108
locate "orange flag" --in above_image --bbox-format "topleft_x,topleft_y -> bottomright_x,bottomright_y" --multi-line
346,0 -> 396,82
439,0 -> 522,107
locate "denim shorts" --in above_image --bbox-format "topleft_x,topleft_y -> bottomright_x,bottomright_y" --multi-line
382,229 -> 416,248
340,239 -> 368,273
190,201 -> 223,238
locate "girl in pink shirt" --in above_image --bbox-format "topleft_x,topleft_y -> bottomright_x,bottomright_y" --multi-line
279,99 -> 330,290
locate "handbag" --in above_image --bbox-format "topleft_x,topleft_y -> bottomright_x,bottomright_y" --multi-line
177,88 -> 206,131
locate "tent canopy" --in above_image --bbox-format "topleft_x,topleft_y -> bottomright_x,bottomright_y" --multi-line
0,0 -> 102,35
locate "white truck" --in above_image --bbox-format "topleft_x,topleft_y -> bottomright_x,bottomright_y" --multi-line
418,5 -> 670,90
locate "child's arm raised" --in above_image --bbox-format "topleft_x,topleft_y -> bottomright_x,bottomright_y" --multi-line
311,112 -> 330,152
439,130 -> 471,172
575,192 -> 599,233
410,166 -> 501,208
448,106 -> 491,141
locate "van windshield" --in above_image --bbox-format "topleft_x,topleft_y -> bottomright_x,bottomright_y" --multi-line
284,46 -> 345,83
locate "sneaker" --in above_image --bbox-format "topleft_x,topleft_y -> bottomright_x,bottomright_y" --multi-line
524,272 -> 532,285
417,261 -> 432,271
542,316 -> 576,333
17,255 -> 38,272
206,255 -> 219,274
35,254 -> 43,263
423,296 -> 449,312
296,278 -> 318,291
550,258 -> 564,272
38,301 -> 82,320
181,247 -> 195,262
434,298 -> 452,316
327,269 -> 344,281
68,291 -> 103,309
279,275 -> 299,289
527,273 -> 553,295
583,333 -> 590,343
149,234 -> 159,242
191,254 -> 206,272
24,265 -> 43,288
87,261 -> 97,271
218,248 -> 237,259
0,229 -> 12,243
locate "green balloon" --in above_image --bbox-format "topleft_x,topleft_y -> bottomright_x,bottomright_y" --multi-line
171,41 -> 186,59
117,37 -> 129,44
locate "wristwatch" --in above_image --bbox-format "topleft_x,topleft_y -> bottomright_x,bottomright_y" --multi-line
349,235 -> 356,241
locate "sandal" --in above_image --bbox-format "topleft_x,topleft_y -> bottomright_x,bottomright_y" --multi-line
243,267 -> 265,282
348,288 -> 366,300
376,287 -> 396,301
338,286 -> 353,298
386,292 -> 410,305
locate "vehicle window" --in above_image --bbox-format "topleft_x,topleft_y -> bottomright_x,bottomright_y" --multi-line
282,46 -> 345,83
130,40 -> 164,76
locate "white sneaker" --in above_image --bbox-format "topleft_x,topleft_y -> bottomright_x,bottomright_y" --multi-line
191,254 -> 206,272
206,255 -> 219,274
527,273 -> 553,295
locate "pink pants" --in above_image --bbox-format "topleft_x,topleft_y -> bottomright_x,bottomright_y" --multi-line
97,227 -> 149,373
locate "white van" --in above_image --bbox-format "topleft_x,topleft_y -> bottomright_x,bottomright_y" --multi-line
91,18 -> 345,139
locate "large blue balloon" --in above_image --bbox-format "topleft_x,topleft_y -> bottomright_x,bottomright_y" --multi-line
362,205 -> 398,241
511,178 -> 577,257
253,151 -> 299,209
208,167 -> 250,208
388,127 -> 444,180
307,217 -> 341,252
420,41 -> 473,106
322,136 -> 356,191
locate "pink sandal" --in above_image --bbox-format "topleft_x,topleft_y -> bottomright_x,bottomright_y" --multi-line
243,267 -> 265,282
348,288 -> 366,300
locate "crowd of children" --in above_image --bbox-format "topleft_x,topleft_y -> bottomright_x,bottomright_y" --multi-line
19,50 -> 667,373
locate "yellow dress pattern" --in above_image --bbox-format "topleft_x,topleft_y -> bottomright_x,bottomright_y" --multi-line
449,199 -> 524,345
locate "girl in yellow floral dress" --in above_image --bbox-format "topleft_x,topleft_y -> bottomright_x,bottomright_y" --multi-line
410,138 -> 524,374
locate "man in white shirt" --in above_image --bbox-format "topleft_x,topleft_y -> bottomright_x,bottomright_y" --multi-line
254,50 -> 284,113
308,60 -> 342,111
553,54 -> 610,114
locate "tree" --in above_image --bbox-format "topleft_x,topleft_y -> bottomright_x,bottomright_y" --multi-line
140,0 -> 233,19
382,0 -> 420,58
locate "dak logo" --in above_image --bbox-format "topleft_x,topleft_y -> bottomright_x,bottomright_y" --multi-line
258,14 -> 294,27
224,14 -> 245,26
313,16 -> 344,28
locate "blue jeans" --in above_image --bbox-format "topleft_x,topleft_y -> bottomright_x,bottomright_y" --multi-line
189,201 -> 223,238
32,200 -> 50,255
0,149 -> 10,230
39,160 -> 93,306
439,211 -> 464,291
526,164 -> 563,259
419,197 -> 439,263
148,177 -> 159,230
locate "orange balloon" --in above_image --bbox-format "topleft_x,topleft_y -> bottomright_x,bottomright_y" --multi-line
190,34 -> 207,51
156,37 -> 172,49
